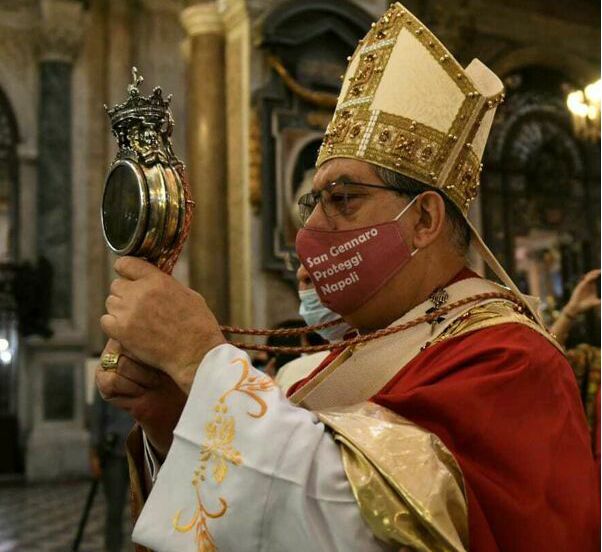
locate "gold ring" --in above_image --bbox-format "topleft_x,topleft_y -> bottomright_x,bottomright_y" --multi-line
101,352 -> 121,371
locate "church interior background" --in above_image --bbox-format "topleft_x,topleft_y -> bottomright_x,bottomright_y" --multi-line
0,0 -> 599,547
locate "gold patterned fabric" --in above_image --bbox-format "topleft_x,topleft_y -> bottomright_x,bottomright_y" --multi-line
318,402 -> 469,552
430,300 -> 563,352
565,344 -> 601,430
317,2 -> 504,216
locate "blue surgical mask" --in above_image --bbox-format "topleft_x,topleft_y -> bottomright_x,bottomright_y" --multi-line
298,288 -> 353,342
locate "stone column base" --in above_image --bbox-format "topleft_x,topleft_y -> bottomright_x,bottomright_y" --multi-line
26,427 -> 90,481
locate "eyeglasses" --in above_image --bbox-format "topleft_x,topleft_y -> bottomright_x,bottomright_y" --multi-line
297,180 -> 400,225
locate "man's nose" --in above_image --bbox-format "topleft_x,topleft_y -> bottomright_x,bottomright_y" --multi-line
304,201 -> 335,230
296,264 -> 312,291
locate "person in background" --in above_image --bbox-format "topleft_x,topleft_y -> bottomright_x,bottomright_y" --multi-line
259,319 -> 325,379
274,265 -> 351,393
90,390 -> 134,552
549,269 -> 601,475
261,319 -> 306,378
550,269 -> 600,346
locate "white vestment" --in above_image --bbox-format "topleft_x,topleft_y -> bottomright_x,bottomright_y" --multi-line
132,344 -> 391,552
274,350 -> 330,395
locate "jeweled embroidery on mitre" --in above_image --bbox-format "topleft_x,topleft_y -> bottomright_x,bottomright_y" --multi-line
317,1 -> 505,216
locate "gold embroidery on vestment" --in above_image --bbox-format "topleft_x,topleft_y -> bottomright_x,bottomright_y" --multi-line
429,300 -> 561,350
173,357 -> 275,551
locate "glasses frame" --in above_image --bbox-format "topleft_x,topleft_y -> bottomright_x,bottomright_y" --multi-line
297,180 -> 401,225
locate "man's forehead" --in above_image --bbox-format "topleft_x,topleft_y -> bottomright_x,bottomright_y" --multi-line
312,159 -> 378,191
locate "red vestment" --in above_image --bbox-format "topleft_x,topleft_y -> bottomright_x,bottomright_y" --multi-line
373,323 -> 599,551
289,276 -> 600,551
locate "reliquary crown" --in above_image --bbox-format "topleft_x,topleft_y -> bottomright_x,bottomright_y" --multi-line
105,67 -> 182,168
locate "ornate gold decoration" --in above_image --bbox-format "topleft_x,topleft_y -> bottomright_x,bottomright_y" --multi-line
429,300 -> 562,351
249,109 -> 262,212
318,402 -> 469,551
266,55 -> 338,109
173,357 -> 275,551
100,352 -> 120,372
316,2 -> 505,216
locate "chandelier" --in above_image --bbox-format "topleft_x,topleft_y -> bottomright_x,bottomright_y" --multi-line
566,79 -> 601,141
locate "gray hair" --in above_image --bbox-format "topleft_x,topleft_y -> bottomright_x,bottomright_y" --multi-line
375,166 -> 471,254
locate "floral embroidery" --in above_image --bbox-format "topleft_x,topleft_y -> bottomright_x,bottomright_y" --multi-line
173,357 -> 275,551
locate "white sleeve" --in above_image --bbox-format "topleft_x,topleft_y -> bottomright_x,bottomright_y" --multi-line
132,344 -> 391,552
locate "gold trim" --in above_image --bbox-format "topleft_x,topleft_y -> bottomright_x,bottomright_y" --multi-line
159,165 -> 183,253
100,352 -> 120,371
267,55 -> 338,109
319,402 -> 468,551
173,358 -> 275,551
249,110 -> 263,212
429,300 -> 562,350
137,164 -> 168,259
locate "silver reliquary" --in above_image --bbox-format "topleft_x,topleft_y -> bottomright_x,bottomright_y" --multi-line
102,67 -> 188,265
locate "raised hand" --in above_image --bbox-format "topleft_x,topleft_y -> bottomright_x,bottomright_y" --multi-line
100,257 -> 226,393
565,269 -> 601,317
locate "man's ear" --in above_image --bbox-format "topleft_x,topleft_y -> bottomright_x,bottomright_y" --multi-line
412,191 -> 446,249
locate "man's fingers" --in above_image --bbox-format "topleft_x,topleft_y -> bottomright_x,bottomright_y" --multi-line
114,256 -> 159,281
583,269 -> 601,283
105,294 -> 123,315
102,338 -> 123,358
100,314 -> 119,340
109,277 -> 131,298
117,357 -> 162,389
96,368 -> 145,400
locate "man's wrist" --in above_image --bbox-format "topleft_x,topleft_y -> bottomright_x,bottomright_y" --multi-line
170,336 -> 227,395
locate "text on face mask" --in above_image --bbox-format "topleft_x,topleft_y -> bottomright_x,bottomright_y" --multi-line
305,228 -> 379,268
320,272 -> 360,295
312,252 -> 363,282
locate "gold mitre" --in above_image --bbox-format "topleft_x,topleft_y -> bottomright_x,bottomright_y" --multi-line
317,3 -> 548,328
317,1 -> 504,217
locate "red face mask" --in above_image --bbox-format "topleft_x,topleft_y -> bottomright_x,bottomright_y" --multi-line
295,197 -> 418,316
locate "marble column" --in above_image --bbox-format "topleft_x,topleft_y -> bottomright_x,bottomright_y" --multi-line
221,0 -> 253,328
26,0 -> 88,482
37,62 -> 73,320
36,0 -> 84,321
180,2 -> 229,322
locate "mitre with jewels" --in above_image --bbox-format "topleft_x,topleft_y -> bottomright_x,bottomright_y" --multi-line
317,2 -> 544,326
